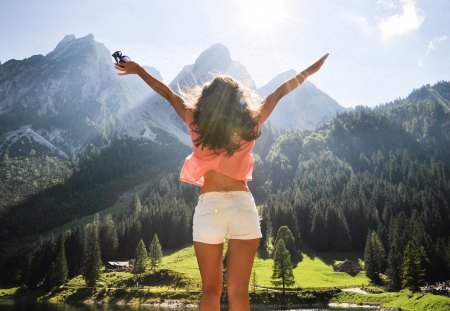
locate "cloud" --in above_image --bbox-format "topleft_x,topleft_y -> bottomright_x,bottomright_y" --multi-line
377,0 -> 397,11
426,35 -> 447,55
347,15 -> 371,34
378,0 -> 425,41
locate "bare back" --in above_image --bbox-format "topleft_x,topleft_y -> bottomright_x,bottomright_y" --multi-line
201,171 -> 249,193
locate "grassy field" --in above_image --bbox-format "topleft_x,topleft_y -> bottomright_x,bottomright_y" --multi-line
332,290 -> 450,311
162,245 -> 370,288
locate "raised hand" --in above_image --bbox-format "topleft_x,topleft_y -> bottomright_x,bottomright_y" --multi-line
113,61 -> 143,75
300,53 -> 329,78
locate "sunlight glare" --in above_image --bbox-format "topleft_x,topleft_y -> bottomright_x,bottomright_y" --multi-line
236,0 -> 287,36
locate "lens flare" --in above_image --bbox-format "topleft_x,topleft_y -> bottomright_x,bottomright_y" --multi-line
235,0 -> 288,36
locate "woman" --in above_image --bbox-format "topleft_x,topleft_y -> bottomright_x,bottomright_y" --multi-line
114,52 -> 328,311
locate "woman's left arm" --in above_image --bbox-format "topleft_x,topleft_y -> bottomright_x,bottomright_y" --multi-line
258,53 -> 329,124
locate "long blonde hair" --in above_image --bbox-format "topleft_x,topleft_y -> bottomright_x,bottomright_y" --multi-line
183,75 -> 262,156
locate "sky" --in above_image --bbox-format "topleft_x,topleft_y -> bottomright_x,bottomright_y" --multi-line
1,0 -> 449,107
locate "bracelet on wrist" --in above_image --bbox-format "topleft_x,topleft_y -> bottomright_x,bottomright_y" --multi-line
295,72 -> 307,84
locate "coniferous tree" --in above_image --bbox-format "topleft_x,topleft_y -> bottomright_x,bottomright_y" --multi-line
99,214 -> 119,262
275,226 -> 297,262
311,210 -> 327,251
148,234 -> 163,271
133,239 -> 147,274
251,270 -> 258,293
401,241 -> 427,291
386,244 -> 402,291
82,215 -> 102,288
259,206 -> 272,258
364,231 -> 386,284
49,236 -> 68,288
272,239 -> 295,295
132,193 -> 142,215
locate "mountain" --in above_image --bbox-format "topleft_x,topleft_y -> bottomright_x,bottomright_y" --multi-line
117,43 -> 257,144
0,33 -> 160,157
1,36 -> 343,159
257,69 -> 346,129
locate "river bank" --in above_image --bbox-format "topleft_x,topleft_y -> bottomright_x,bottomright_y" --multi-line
2,286 -> 450,310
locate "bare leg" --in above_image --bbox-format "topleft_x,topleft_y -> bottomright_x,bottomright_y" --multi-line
226,238 -> 260,311
194,241 -> 224,311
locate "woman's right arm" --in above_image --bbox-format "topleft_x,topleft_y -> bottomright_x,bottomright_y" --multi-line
114,61 -> 187,122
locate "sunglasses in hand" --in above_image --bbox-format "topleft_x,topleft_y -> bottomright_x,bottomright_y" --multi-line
112,51 -> 131,68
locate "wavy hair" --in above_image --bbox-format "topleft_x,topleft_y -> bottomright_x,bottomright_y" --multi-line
183,75 -> 261,156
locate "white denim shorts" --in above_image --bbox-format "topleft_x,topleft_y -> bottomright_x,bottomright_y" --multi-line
193,191 -> 262,244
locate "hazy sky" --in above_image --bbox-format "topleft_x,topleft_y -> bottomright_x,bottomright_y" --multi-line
1,0 -> 449,107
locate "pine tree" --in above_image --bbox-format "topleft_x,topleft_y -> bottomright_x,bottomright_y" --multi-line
50,236 -> 68,288
401,241 -> 426,291
250,270 -> 258,293
99,214 -> 119,262
364,231 -> 386,284
272,239 -> 295,295
133,239 -> 147,274
275,226 -> 297,261
259,206 -> 272,258
82,215 -> 102,288
132,193 -> 142,215
148,234 -> 163,271
386,244 -> 402,291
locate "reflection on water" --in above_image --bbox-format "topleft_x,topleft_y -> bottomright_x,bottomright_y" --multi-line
0,300 -> 374,311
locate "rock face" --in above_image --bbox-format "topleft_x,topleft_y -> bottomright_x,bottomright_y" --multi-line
0,34 -> 343,158
0,34 -> 159,157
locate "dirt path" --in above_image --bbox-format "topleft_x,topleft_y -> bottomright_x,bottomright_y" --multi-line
341,287 -> 369,294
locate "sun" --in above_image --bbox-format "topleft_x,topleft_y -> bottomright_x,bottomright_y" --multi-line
235,0 -> 288,36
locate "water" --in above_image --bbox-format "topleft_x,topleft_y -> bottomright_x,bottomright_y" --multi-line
0,300 -> 374,311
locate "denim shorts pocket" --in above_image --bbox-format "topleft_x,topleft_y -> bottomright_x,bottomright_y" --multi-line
193,206 -> 220,227
237,205 -> 258,215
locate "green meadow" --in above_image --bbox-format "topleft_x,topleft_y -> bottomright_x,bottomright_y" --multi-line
332,290 -> 450,311
4,245 -> 449,311
161,245 -> 370,288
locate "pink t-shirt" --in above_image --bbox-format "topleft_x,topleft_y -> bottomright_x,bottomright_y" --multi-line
179,109 -> 260,187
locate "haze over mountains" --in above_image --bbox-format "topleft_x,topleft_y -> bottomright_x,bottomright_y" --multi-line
0,33 -> 345,158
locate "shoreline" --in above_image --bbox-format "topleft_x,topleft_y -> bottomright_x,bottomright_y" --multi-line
1,296 -> 385,310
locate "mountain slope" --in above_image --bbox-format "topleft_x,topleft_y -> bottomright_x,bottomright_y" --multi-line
258,69 -> 346,129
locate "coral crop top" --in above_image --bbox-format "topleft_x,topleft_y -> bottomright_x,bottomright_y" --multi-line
179,109 -> 260,187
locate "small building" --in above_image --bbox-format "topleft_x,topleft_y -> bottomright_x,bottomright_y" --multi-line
106,260 -> 134,271
333,259 -> 362,275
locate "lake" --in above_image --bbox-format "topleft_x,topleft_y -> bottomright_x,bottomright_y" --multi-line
0,300 -> 375,311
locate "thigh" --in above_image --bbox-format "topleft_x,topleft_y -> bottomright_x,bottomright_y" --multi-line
226,239 -> 260,287
194,241 -> 224,289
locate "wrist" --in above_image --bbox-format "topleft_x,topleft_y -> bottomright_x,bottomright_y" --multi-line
136,65 -> 145,76
295,72 -> 307,84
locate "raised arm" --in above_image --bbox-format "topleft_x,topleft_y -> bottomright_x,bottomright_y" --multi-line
259,53 -> 329,124
114,61 -> 186,122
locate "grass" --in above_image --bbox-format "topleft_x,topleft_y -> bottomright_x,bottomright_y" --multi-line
160,245 -> 370,288
14,244 -> 447,311
332,290 -> 450,311
0,287 -> 19,297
